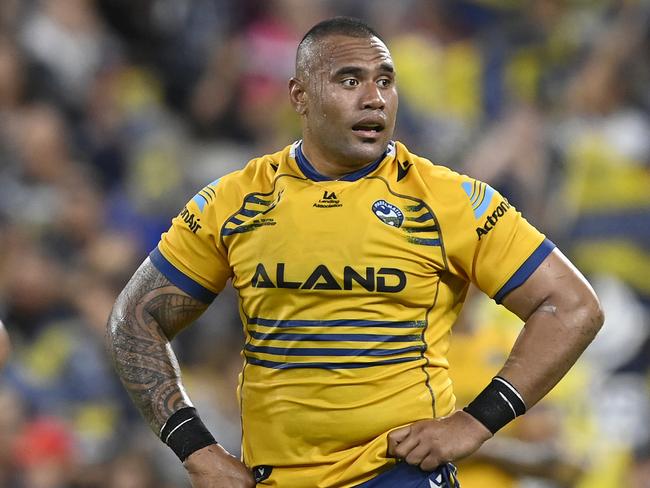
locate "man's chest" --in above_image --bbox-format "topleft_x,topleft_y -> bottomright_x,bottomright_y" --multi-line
222,177 -> 447,306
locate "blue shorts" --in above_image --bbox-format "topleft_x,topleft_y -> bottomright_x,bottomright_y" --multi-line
354,462 -> 460,488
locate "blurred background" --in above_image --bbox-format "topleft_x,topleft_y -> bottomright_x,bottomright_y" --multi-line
0,0 -> 649,487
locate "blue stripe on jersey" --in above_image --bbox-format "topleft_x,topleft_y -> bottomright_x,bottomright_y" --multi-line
149,247 -> 217,303
239,208 -> 261,217
245,195 -> 274,205
229,216 -> 244,225
191,192 -> 210,211
245,355 -> 423,370
245,344 -> 425,357
406,211 -> 434,223
295,143 -> 387,182
473,184 -> 495,218
462,181 -> 497,219
407,237 -> 441,247
249,331 -> 422,342
471,182 -> 484,206
406,202 -> 426,212
493,238 -> 555,303
461,181 -> 474,200
221,224 -> 262,236
403,225 -> 438,233
248,318 -> 427,329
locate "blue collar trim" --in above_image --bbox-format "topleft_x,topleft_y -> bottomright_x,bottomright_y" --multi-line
295,143 -> 388,182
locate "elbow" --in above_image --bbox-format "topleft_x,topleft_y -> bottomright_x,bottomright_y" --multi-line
105,304 -> 120,356
572,286 -> 605,342
590,294 -> 605,336
105,291 -> 129,353
545,280 -> 605,344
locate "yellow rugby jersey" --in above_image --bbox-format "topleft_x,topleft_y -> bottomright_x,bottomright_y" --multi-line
151,141 -> 553,487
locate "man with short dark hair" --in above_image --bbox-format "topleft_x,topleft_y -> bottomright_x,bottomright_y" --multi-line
107,17 -> 603,488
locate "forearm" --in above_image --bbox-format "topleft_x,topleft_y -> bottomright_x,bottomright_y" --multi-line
106,261 -> 253,486
463,250 -> 603,436
107,303 -> 190,432
498,253 -> 604,408
106,259 -> 207,433
498,300 -> 601,408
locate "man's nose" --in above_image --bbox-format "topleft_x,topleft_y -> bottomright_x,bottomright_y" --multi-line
361,83 -> 385,110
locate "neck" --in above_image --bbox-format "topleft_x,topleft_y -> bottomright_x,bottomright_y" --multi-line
300,141 -> 377,180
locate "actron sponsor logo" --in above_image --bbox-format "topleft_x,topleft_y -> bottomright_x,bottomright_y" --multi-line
475,200 -> 511,240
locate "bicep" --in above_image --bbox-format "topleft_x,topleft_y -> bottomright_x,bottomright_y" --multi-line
500,248 -> 600,322
112,257 -> 210,339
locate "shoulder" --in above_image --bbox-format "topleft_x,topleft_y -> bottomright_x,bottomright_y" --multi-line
196,144 -> 295,206
392,141 -> 515,233
217,145 -> 292,193
393,141 -> 478,201
179,144 -> 293,222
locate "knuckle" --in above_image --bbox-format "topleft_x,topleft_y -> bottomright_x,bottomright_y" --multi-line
405,452 -> 422,465
394,446 -> 407,458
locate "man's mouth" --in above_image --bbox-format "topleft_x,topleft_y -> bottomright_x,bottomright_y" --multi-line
352,122 -> 384,138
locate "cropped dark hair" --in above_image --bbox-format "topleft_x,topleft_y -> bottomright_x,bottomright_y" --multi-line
299,17 -> 383,46
296,17 -> 384,75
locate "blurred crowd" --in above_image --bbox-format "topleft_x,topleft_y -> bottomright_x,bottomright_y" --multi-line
0,0 -> 649,487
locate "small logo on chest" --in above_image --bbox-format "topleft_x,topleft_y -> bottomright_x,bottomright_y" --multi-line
372,200 -> 404,227
313,190 -> 342,208
253,465 -> 272,482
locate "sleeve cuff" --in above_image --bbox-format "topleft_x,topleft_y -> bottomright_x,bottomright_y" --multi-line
493,238 -> 556,304
149,247 -> 217,304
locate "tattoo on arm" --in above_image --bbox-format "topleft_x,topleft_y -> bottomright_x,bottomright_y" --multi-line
106,259 -> 209,433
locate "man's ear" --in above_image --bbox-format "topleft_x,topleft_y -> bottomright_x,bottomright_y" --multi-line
289,77 -> 308,115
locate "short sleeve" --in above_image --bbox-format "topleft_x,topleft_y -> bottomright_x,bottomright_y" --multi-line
150,180 -> 232,303
447,178 -> 555,303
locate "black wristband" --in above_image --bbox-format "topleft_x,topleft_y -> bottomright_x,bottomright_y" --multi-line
159,407 -> 217,461
463,376 -> 527,434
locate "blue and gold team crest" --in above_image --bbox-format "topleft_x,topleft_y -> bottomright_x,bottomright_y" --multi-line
372,200 -> 404,227
461,180 -> 495,219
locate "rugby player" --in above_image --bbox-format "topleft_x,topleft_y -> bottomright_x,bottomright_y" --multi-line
106,17 -> 603,488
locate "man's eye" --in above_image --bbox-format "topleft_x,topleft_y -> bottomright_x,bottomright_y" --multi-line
378,78 -> 392,88
342,79 -> 359,87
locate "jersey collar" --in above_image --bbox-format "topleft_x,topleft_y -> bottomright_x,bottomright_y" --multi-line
295,141 -> 393,182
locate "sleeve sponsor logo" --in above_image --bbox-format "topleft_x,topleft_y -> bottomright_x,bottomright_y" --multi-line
179,206 -> 202,233
475,200 -> 511,240
460,180 -> 511,240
